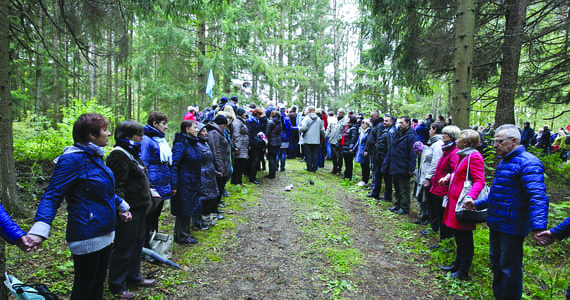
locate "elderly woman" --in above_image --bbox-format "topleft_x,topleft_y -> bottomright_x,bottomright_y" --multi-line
440,129 -> 485,280
341,116 -> 359,180
354,118 -> 372,185
429,125 -> 461,246
416,122 -> 444,226
207,115 -> 231,220
231,108 -> 249,185
28,114 -> 131,299
107,120 -> 154,298
170,120 -> 201,244
265,110 -> 283,179
141,112 -> 172,245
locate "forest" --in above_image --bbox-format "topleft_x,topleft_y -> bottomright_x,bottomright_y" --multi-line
0,0 -> 569,298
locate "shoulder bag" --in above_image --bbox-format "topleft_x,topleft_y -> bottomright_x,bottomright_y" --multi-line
455,154 -> 490,224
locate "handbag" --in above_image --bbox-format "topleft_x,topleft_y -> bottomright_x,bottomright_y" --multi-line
147,188 -> 163,215
455,154 -> 490,224
148,230 -> 174,260
5,273 -> 58,300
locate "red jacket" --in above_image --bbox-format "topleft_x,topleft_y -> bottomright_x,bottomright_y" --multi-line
443,150 -> 485,230
430,144 -> 459,196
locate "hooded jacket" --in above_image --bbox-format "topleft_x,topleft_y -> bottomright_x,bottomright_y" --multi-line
382,126 -> 417,176
140,124 -> 172,198
299,113 -> 325,145
265,116 -> 283,148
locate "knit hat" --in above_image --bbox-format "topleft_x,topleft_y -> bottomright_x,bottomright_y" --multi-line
213,115 -> 228,125
220,96 -> 228,103
231,96 -> 239,102
236,108 -> 246,117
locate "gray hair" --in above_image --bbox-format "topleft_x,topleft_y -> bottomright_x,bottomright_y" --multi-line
442,125 -> 461,141
307,106 -> 316,112
496,124 -> 521,144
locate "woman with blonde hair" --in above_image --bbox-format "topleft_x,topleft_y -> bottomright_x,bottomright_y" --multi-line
440,129 -> 485,280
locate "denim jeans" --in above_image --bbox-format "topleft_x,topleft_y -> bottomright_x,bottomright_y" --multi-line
278,148 -> 287,170
490,229 -> 525,300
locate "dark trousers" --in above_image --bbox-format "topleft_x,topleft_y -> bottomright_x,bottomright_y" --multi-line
427,192 -> 453,240
330,144 -> 343,172
371,165 -> 393,200
318,142 -> 326,167
453,229 -> 474,275
305,144 -> 320,172
216,176 -> 229,208
288,130 -> 299,158
393,175 -> 411,213
174,216 -> 193,242
343,153 -> 354,180
247,148 -> 259,181
360,160 -> 370,183
267,149 -> 278,178
109,209 -> 146,293
71,245 -> 112,300
490,229 -> 525,300
231,158 -> 247,184
145,198 -> 165,246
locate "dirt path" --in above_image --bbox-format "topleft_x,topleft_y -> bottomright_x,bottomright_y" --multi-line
168,159 -> 445,299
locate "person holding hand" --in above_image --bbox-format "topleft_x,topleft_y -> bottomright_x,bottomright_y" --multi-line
27,114 -> 132,300
534,217 -> 569,299
0,202 -> 34,252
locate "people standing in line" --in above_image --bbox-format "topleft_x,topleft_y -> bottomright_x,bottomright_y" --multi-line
107,120 -> 155,299
184,106 -> 197,121
278,106 -> 293,171
415,121 -> 444,226
463,124 -> 549,300
368,114 -> 394,201
170,120 -> 201,245
384,116 -> 417,214
316,109 -> 327,168
327,108 -> 347,174
520,122 -> 534,148
428,125 -> 461,246
140,112 -> 172,246
425,113 -> 434,129
341,116 -> 359,180
28,114 -> 132,300
259,111 -> 268,171
299,106 -> 325,172
326,111 -> 337,160
417,122 -> 445,233
231,108 -> 249,185
265,110 -> 283,179
355,118 -> 372,185
246,108 -> 264,184
440,129 -> 485,280
206,116 -> 231,221
196,124 -> 220,228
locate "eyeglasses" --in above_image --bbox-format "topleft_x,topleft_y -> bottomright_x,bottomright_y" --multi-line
493,137 -> 512,144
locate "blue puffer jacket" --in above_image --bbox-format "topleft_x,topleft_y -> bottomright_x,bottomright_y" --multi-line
354,128 -> 370,164
280,112 -> 293,143
141,125 -> 171,199
0,203 -> 25,244
475,146 -> 549,236
383,126 -> 417,176
551,217 -> 570,240
170,133 -> 202,217
34,143 -> 123,242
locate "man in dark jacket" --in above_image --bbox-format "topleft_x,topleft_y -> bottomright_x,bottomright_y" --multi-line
520,122 -> 534,148
464,124 -> 549,300
206,116 -> 231,217
369,115 -> 396,201
364,111 -> 383,198
383,116 -> 417,214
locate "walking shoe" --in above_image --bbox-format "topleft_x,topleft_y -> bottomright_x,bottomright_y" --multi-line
115,290 -> 136,299
450,271 -> 470,280
389,206 -> 400,212
394,209 -> 408,214
366,193 -> 380,199
131,279 -> 156,287
440,265 -> 459,272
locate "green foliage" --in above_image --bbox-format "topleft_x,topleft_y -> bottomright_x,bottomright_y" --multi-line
13,98 -> 114,161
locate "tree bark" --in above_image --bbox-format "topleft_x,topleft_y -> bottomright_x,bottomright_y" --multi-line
197,21 -> 207,107
495,0 -> 528,127
450,0 -> 476,129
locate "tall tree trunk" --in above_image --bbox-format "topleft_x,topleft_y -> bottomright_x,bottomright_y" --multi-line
90,42 -> 97,99
332,0 -> 340,101
450,0 -> 476,129
495,0 -> 528,127
1,2 -> 27,296
197,21 -> 207,107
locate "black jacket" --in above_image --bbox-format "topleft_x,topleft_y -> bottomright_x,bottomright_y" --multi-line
342,124 -> 359,154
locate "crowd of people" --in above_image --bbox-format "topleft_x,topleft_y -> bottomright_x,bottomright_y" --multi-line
0,96 -> 567,299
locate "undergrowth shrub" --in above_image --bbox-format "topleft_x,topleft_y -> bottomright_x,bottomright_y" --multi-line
13,98 -> 115,161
